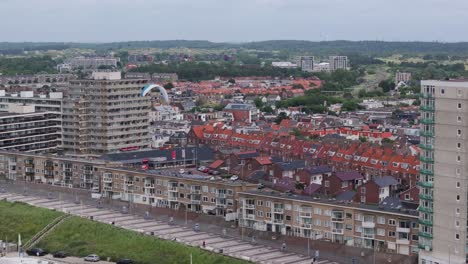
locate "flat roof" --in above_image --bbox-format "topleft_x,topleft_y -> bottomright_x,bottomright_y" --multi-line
239,190 -> 418,218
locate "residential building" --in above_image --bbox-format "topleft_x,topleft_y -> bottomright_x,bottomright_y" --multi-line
395,72 -> 412,85
272,62 -> 298,69
329,56 -> 348,71
0,105 -> 61,153
0,74 -> 74,86
0,90 -> 63,113
297,56 -> 315,72
62,72 -> 151,156
66,56 -> 118,69
418,80 -> 468,264
150,105 -> 183,122
239,190 -> 419,256
356,176 -> 399,204
223,103 -> 259,123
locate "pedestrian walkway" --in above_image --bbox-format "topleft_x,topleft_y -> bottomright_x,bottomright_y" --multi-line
0,192 -> 341,264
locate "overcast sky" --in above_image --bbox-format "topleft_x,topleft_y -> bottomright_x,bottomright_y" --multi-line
1,0 -> 468,43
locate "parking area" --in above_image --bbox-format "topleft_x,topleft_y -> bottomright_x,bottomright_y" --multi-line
0,192 -> 340,264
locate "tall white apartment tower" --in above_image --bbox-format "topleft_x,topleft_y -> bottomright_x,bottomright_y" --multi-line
298,56 -> 315,72
419,80 -> 468,264
329,56 -> 348,71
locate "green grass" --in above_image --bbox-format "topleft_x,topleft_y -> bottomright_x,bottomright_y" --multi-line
38,216 -> 249,264
0,200 -> 63,243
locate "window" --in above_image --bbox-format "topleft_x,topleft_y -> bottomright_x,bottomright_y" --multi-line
324,210 -> 331,216
285,204 -> 292,210
286,215 -> 291,221
456,220 -> 460,227
458,116 -> 462,122
456,195 -> 460,201
441,89 -> 445,94
315,219 -> 321,226
388,231 -> 396,237
266,212 -> 271,218
456,234 -> 460,240
257,211 -> 263,217
457,182 -> 461,188
458,89 -> 462,96
355,213 -> 363,221
341,181 -> 348,188
346,224 -> 352,230
388,219 -> 396,226
356,226 -> 362,233
361,187 -> 366,194
458,143 -> 461,149
202,196 -> 208,202
210,198 -> 216,203
325,181 -> 330,187
314,208 -> 322,215
266,201 -> 271,207
377,229 -> 385,236
458,129 -> 462,136
405,194 -> 410,200
412,234 -> 419,241
456,208 -> 460,215
346,213 -> 353,219
324,221 -> 330,227
457,168 -> 461,175
377,216 -> 385,224
257,200 -> 264,206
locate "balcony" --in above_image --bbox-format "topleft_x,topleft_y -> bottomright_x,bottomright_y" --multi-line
273,208 -> 284,214
419,144 -> 433,151
301,223 -> 312,229
362,221 -> 375,228
396,239 -> 410,245
245,214 -> 255,220
419,93 -> 434,99
420,118 -> 435,125
420,131 -> 434,137
418,243 -> 432,251
273,219 -> 284,224
216,202 -> 227,208
417,181 -> 434,188
418,231 -> 433,239
168,196 -> 178,202
419,193 -> 433,201
362,233 -> 374,239
145,183 -> 155,188
125,181 -> 134,186
244,204 -> 255,209
396,227 -> 411,233
103,186 -> 112,191
190,199 -> 201,205
419,169 -> 434,176
190,188 -> 201,194
331,217 -> 344,222
420,105 -> 435,112
418,219 -> 433,226
217,193 -> 227,198
300,209 -> 312,218
420,156 -> 434,163
103,177 -> 113,183
418,206 -> 433,214
168,186 -> 178,192
332,229 -> 344,234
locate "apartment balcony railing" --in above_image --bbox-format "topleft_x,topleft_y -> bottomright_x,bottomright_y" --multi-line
417,181 -> 434,188
418,206 -> 433,214
418,231 -> 433,239
420,169 -> 434,176
419,144 -> 433,150
273,208 -> 284,214
420,118 -> 435,125
420,156 -> 434,163
418,219 -> 433,227
419,193 -> 433,201
420,131 -> 434,137
244,204 -> 255,209
420,105 -> 435,112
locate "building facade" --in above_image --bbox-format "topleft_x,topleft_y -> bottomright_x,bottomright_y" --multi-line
329,56 -> 348,71
0,105 -> 61,153
0,90 -> 63,113
297,56 -> 315,72
62,72 -> 151,156
239,190 -> 419,256
418,80 -> 468,264
396,72 -> 412,85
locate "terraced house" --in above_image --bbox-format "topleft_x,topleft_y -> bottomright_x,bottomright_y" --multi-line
239,190 -> 419,256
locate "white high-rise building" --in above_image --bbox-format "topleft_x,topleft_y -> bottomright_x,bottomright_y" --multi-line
419,80 -> 468,264
329,56 -> 348,71
297,56 -> 315,72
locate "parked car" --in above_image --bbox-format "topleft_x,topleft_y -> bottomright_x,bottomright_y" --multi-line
84,254 -> 100,262
53,251 -> 67,258
26,248 -> 47,256
211,171 -> 220,175
230,175 -> 239,181
197,166 -> 206,171
116,259 -> 134,264
179,168 -> 185,174
202,168 -> 210,173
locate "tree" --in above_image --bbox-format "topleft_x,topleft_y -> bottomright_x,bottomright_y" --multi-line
254,97 -> 264,108
381,138 -> 394,144
228,78 -> 236,84
378,79 -> 396,93
358,89 -> 367,98
341,100 -> 360,111
213,104 -> 224,111
359,136 -> 368,143
163,82 -> 174,90
275,112 -> 288,124
295,182 -> 305,190
262,105 -> 274,113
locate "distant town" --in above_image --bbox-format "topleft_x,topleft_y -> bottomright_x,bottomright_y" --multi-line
1,40 -> 468,264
